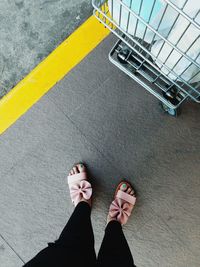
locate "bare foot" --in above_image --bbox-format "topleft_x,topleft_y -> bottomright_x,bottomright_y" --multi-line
68,163 -> 92,207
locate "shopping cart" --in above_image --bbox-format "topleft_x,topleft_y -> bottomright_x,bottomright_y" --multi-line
92,0 -> 200,116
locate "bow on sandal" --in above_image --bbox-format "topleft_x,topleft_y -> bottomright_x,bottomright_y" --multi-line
109,182 -> 136,225
68,171 -> 92,206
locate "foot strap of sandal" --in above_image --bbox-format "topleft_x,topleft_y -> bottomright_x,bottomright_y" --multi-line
116,190 -> 136,205
68,172 -> 87,184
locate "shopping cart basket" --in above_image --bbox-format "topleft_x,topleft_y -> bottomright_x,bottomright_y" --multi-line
92,0 -> 200,116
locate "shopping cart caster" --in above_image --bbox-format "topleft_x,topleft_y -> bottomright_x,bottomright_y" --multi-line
160,102 -> 181,116
117,47 -> 131,64
161,88 -> 181,116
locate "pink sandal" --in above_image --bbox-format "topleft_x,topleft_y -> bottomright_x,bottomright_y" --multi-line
108,181 -> 136,225
67,165 -> 92,206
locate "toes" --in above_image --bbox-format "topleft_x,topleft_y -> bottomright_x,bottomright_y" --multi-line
68,163 -> 86,177
73,166 -> 78,174
127,188 -> 131,194
69,169 -> 74,175
120,182 -> 134,196
77,163 -> 86,173
120,183 -> 127,191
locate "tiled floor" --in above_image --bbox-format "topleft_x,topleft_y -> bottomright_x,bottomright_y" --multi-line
0,35 -> 199,266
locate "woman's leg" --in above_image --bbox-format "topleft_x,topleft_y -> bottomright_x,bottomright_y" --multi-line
97,220 -> 135,267
24,164 -> 96,267
24,201 -> 96,267
97,181 -> 136,267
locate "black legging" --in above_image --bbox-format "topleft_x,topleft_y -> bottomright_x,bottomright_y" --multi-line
24,202 -> 135,267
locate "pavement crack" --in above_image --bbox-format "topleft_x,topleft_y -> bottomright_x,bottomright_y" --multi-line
0,234 -> 25,264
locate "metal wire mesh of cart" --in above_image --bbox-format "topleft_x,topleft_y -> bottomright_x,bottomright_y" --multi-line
92,0 -> 200,114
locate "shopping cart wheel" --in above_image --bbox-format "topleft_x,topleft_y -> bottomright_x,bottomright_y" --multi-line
160,102 -> 180,116
161,88 -> 181,116
117,47 -> 131,64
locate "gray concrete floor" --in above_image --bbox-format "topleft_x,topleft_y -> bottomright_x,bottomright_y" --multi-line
0,0 -> 92,98
0,35 -> 200,267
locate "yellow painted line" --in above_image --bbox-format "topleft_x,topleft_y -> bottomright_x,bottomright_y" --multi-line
0,15 -> 110,134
